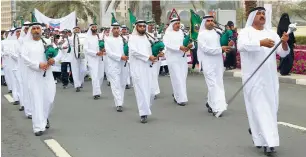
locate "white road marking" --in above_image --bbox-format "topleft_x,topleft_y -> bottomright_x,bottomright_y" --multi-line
278,122 -> 306,131
4,94 -> 14,103
44,139 -> 72,157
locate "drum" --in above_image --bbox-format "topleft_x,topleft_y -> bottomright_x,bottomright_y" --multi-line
73,33 -> 85,59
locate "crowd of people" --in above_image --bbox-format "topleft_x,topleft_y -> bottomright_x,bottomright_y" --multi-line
1,7 -> 295,156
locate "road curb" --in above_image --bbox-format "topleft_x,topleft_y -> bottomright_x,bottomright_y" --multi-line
223,71 -> 306,86
187,70 -> 306,86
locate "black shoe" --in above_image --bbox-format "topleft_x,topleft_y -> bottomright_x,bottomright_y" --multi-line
46,119 -> 50,129
63,85 -> 68,89
19,106 -> 24,111
34,131 -> 43,136
206,103 -> 212,113
248,128 -> 252,135
97,95 -> 101,98
8,90 -> 12,93
125,85 -> 130,89
27,115 -> 32,119
13,101 -> 20,105
76,87 -> 80,92
178,102 -> 186,106
154,95 -> 157,100
264,147 -> 276,156
140,116 -> 147,123
93,95 -> 99,100
116,106 -> 123,112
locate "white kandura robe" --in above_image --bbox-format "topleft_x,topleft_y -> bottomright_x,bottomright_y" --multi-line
197,30 -> 228,112
84,35 -> 105,96
21,39 -> 56,133
237,27 -> 290,147
1,39 -> 14,91
148,32 -> 161,96
68,35 -> 86,88
128,34 -> 155,116
122,34 -> 132,86
18,36 -> 32,116
10,39 -> 22,103
163,31 -> 188,103
105,36 -> 128,107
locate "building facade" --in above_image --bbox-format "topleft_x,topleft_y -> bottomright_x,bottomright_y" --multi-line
1,0 -> 12,30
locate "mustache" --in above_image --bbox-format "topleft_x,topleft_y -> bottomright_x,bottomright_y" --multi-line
260,17 -> 265,20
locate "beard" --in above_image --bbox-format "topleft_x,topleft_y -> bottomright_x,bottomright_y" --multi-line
91,29 -> 97,33
32,33 -> 41,39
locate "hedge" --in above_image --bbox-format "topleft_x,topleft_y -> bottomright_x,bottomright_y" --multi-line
236,45 -> 306,75
296,36 -> 306,45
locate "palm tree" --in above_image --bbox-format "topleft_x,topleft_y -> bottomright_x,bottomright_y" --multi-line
245,0 -> 257,18
16,1 -> 99,23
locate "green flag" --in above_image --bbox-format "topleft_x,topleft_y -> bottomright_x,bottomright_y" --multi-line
128,8 -> 136,31
13,20 -> 17,28
31,12 -> 37,22
93,15 -> 97,25
158,23 -> 164,34
111,12 -> 118,23
189,9 -> 202,40
20,16 -> 24,25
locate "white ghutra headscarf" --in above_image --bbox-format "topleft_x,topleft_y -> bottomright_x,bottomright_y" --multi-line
245,7 -> 272,30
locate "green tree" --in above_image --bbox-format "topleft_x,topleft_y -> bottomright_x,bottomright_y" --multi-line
16,1 -> 99,23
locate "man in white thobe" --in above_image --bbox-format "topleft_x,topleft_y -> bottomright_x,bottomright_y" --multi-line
19,21 -> 33,118
121,25 -> 132,89
105,22 -> 129,112
69,26 -> 86,92
147,20 -> 161,99
21,22 -> 56,136
84,24 -> 105,99
129,20 -> 156,123
197,16 -> 232,117
10,27 -> 25,111
1,29 -> 15,94
163,18 -> 192,106
237,7 -> 289,155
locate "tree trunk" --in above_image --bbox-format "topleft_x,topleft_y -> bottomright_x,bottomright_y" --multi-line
245,1 -> 257,18
152,0 -> 161,24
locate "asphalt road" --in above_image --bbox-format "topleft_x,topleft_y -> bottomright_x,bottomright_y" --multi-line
2,75 -> 306,157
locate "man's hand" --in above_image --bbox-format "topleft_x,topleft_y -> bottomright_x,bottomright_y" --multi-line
222,46 -> 231,53
39,63 -> 48,71
180,46 -> 189,52
281,32 -> 289,43
149,55 -> 157,62
47,58 -> 55,65
63,46 -> 68,49
96,51 -> 103,56
157,52 -> 165,57
187,43 -> 193,49
121,55 -> 129,61
228,40 -> 235,46
260,38 -> 275,48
